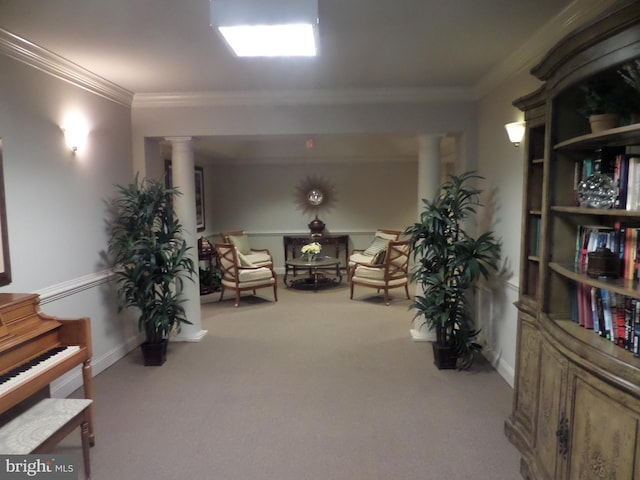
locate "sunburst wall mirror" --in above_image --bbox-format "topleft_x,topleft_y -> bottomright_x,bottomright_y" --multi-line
294,175 -> 337,235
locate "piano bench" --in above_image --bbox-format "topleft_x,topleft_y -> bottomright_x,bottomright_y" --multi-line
0,398 -> 93,479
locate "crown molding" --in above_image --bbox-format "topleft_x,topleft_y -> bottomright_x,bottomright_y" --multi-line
474,0 -> 619,97
132,86 -> 476,108
0,0 -> 617,110
0,28 -> 133,107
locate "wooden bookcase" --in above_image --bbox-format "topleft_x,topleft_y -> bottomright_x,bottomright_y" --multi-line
515,87 -> 546,310
505,2 -> 640,479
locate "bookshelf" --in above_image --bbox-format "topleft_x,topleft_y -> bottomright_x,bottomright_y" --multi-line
505,2 -> 640,479
515,87 -> 546,309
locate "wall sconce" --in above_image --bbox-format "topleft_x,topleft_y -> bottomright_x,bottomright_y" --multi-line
505,122 -> 526,149
62,118 -> 89,153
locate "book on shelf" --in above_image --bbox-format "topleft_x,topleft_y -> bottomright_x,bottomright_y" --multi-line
600,289 -> 613,341
627,298 -> 640,356
591,287 -> 602,335
624,297 -> 634,350
534,217 -> 541,257
572,285 -> 640,354
614,153 -> 628,209
616,293 -> 626,348
576,282 -> 593,329
625,156 -> 640,211
623,227 -> 640,281
570,283 -> 579,324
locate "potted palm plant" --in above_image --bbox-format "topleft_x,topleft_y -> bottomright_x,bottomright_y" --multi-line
108,174 -> 196,366
404,171 -> 502,370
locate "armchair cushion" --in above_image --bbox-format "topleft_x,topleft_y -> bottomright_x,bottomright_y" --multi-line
228,234 -> 251,255
237,251 -> 256,267
353,265 -> 385,280
242,252 -> 272,267
237,267 -> 274,282
349,250 -> 385,266
373,231 -> 399,241
373,249 -> 386,264
363,235 -> 389,256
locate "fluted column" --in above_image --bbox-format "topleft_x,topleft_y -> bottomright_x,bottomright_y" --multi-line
410,134 -> 442,342
165,137 -> 207,342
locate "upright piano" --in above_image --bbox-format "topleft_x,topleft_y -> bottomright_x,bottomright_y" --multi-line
0,293 -> 94,445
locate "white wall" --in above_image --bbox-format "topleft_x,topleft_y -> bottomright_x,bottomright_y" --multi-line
132,99 -> 478,176
0,55 -> 139,396
131,96 -> 478,279
199,159 -> 417,267
476,69 -> 543,385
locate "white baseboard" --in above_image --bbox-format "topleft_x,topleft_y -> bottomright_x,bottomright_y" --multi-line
410,328 -> 435,342
481,348 -> 515,388
173,329 -> 208,342
51,334 -> 141,398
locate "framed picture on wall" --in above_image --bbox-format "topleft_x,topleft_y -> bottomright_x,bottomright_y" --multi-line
164,160 -> 205,232
0,140 -> 10,286
194,166 -> 205,231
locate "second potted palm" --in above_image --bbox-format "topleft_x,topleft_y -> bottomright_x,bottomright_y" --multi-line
404,171 -> 502,369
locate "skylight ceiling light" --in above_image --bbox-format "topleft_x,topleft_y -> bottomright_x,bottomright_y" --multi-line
218,24 -> 316,57
211,0 -> 318,57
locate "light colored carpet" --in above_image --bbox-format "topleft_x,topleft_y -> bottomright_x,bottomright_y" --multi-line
58,280 -> 521,479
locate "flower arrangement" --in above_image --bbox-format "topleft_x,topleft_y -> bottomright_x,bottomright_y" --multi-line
301,241 -> 321,259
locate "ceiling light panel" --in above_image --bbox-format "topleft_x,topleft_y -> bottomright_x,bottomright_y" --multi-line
210,0 -> 318,57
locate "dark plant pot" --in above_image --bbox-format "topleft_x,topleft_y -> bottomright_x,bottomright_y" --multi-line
432,342 -> 458,370
140,339 -> 168,366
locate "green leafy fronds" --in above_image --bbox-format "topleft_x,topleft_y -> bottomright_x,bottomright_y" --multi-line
403,171 -> 502,369
108,174 -> 196,345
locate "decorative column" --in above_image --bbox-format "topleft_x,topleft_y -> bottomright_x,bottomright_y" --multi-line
410,134 -> 442,342
165,137 -> 207,342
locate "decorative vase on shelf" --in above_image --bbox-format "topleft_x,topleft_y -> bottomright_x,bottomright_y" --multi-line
577,172 -> 616,209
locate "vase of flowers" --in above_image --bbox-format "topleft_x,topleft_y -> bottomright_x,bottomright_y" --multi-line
301,241 -> 321,261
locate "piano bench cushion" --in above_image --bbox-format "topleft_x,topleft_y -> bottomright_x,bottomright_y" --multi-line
0,398 -> 93,477
0,398 -> 91,453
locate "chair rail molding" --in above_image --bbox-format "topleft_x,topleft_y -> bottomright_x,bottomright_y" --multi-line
36,269 -> 114,304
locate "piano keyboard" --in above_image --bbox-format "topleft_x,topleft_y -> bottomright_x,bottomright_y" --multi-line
0,346 -> 81,394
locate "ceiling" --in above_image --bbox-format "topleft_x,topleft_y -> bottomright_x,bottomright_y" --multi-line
0,0 -> 574,159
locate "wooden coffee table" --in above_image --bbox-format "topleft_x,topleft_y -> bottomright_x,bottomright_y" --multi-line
284,257 -> 342,291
